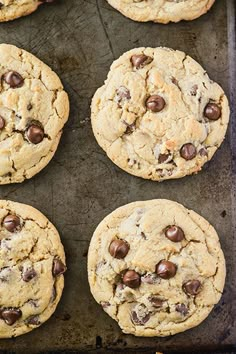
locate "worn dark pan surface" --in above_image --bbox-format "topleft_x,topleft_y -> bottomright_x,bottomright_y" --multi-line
0,0 -> 235,352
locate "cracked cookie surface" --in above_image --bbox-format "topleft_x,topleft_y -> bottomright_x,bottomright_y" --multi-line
0,200 -> 66,338
0,0 -> 54,22
88,199 -> 226,337
91,47 -> 229,181
0,43 -> 69,184
106,0 -> 216,23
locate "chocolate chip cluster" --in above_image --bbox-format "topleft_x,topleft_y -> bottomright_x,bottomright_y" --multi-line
0,214 -> 66,327
108,225 -> 202,323
116,53 -> 222,162
1,71 -> 45,144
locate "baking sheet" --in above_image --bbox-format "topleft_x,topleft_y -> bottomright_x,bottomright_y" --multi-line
0,0 -> 235,352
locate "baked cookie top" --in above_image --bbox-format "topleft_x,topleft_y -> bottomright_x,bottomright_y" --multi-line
88,199 -> 226,337
91,47 -> 229,181
0,0 -> 54,22
0,200 -> 66,338
106,0 -> 216,23
0,43 -> 69,184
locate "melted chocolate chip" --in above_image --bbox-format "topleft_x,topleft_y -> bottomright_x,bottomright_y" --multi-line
26,124 -> 44,144
22,268 -> 37,282
155,260 -> 177,279
131,54 -> 153,69
165,225 -> 185,242
158,153 -> 170,164
204,103 -> 221,120
131,311 -> 150,326
122,270 -> 140,288
3,71 -> 24,88
116,86 -> 131,105
25,315 -> 41,326
183,280 -> 201,295
0,116 -> 5,130
52,259 -> 67,277
148,296 -> 164,308
3,215 -> 21,232
199,147 -> 208,157
146,95 -> 165,112
176,303 -> 188,316
1,308 -> 22,325
141,273 -> 159,284
109,239 -> 130,259
101,301 -> 110,309
180,143 -> 197,160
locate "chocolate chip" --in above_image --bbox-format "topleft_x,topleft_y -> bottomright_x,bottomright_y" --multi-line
204,103 -> 221,120
101,301 -> 110,309
148,296 -> 164,308
116,86 -> 131,105
158,153 -> 170,164
141,273 -> 159,284
3,71 -> 24,88
131,54 -> 152,69
26,124 -> 44,144
25,315 -> 40,326
52,259 -> 67,277
131,310 -> 150,325
3,215 -> 21,232
0,116 -> 5,130
109,239 -> 130,259
199,147 -> 208,157
190,85 -> 198,96
165,225 -> 185,242
183,280 -> 201,295
51,285 -> 57,302
155,260 -> 177,279
0,3 -> 4,9
146,95 -> 165,112
22,268 -> 37,282
180,143 -> 197,160
27,103 -> 33,111
1,308 -> 22,325
176,303 -> 188,316
122,270 -> 140,288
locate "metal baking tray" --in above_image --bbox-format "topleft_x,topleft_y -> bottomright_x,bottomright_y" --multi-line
0,0 -> 235,352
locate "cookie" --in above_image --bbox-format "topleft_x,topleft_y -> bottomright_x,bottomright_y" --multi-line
106,0 -> 216,23
0,0 -> 54,22
0,44 -> 69,184
91,47 -> 229,181
88,199 -> 226,337
0,200 -> 66,338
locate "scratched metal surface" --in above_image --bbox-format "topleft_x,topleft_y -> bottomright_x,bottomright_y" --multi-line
0,0 -> 235,353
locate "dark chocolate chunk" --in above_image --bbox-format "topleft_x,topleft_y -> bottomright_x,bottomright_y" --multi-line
0,116 -> 5,130
1,308 -> 22,325
155,260 -> 177,279
183,280 -> 201,295
131,54 -> 153,69
204,103 -> 221,120
22,268 -> 37,282
176,303 -> 188,316
122,270 -> 140,288
3,215 -> 21,232
109,239 -> 129,259
3,71 -> 24,88
146,95 -> 165,112
165,225 -> 185,242
26,124 -> 44,144
52,259 -> 67,277
180,143 -> 197,160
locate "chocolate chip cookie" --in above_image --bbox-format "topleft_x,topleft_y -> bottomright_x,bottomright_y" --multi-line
88,199 -> 225,336
91,47 -> 229,181
0,200 -> 66,338
0,44 -> 69,184
105,0 -> 216,23
0,1 -> 55,22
